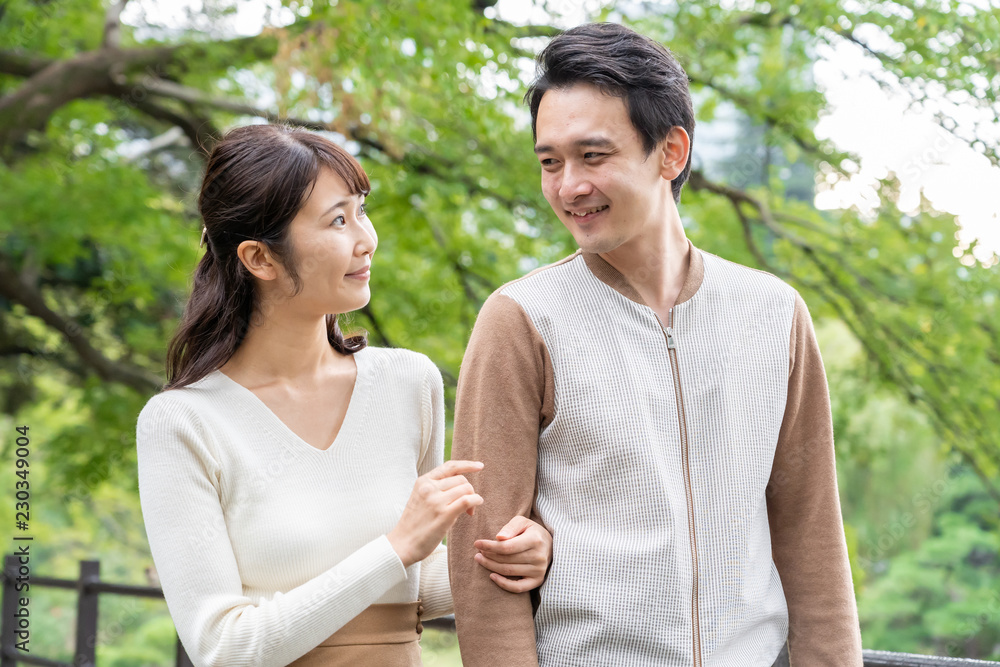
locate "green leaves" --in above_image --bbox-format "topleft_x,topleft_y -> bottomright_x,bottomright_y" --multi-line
857,468 -> 1000,659
1,0 -> 998,658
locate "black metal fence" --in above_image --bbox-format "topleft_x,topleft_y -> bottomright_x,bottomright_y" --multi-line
0,555 -> 193,667
0,555 -> 996,666
423,618 -> 1000,666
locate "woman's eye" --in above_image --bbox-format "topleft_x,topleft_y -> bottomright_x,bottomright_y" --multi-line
359,203 -> 368,218
332,215 -> 346,227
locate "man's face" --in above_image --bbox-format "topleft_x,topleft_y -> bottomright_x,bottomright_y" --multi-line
534,83 -> 672,255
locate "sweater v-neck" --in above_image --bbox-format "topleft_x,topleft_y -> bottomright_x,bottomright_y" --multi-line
209,347 -> 370,454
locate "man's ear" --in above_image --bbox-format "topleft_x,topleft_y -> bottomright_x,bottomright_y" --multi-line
658,126 -> 691,182
236,240 -> 280,281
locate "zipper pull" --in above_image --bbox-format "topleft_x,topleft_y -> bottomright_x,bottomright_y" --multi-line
665,326 -> 677,349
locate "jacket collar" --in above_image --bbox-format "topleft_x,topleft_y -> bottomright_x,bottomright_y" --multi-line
580,238 -> 704,308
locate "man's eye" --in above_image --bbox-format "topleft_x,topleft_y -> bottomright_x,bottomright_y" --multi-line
584,152 -> 604,159
540,158 -> 557,167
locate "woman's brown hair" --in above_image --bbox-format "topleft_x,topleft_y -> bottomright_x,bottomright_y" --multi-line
165,125 -> 370,389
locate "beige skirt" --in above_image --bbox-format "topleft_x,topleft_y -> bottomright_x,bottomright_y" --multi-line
287,601 -> 424,667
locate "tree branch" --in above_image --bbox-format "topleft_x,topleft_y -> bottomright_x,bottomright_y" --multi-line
0,46 -> 174,154
0,254 -> 161,394
138,78 -> 540,212
121,125 -> 187,162
0,345 -> 43,357
103,0 -> 130,49
686,72 -> 842,170
358,304 -> 395,348
0,31 -> 279,157
141,77 -> 291,120
829,26 -> 897,67
0,50 -> 54,77
688,168 -> 1000,504
484,19 -> 562,38
130,97 -> 219,155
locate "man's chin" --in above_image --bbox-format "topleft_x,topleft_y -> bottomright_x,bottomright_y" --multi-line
574,234 -> 621,255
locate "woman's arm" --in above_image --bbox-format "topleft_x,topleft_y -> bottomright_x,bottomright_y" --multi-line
415,360 -> 454,619
137,395 -> 409,667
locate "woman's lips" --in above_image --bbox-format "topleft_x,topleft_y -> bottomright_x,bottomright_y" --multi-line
345,266 -> 370,280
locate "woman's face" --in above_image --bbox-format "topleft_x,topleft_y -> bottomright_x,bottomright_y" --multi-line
279,167 -> 377,316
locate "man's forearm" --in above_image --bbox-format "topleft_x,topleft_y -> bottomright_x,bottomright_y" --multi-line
768,293 -> 863,665
448,293 -> 554,666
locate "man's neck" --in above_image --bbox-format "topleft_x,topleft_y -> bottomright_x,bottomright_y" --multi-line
598,216 -> 690,323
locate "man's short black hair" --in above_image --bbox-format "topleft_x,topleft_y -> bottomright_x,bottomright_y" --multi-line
525,22 -> 695,203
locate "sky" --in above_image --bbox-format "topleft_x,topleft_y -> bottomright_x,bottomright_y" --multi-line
122,0 -> 1000,264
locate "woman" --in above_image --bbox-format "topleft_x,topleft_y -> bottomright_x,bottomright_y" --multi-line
136,124 -> 552,667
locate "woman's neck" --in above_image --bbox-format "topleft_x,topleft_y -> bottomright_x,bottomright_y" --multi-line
221,311 -> 343,386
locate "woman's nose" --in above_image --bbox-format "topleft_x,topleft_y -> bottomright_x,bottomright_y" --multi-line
357,217 -> 377,255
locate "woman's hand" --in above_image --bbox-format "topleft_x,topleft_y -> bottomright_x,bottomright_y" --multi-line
473,515 -> 553,593
387,460 -> 485,568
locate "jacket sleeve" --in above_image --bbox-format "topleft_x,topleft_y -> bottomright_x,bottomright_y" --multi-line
767,292 -> 863,665
447,292 -> 554,667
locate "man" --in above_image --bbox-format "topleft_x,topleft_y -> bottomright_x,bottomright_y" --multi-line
448,22 -> 863,666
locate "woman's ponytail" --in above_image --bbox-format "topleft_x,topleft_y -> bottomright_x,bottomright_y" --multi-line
165,243 -> 254,389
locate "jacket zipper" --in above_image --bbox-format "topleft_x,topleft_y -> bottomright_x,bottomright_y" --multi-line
658,307 -> 702,667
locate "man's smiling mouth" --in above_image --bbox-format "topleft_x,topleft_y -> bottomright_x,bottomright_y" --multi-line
569,205 -> 609,218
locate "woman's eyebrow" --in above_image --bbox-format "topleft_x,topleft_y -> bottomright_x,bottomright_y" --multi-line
320,200 -> 351,216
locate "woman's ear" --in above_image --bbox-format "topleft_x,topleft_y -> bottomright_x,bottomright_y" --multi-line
236,240 -> 279,281
658,126 -> 691,182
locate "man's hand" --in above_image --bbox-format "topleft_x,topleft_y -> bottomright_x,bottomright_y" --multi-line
474,515 -> 553,593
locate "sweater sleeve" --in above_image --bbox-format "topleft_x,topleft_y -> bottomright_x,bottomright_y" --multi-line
136,395 -> 409,667
417,361 -> 454,619
419,544 -> 451,620
447,293 -> 555,667
766,293 -> 863,665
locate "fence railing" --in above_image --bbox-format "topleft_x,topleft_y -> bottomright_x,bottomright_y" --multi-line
0,555 -> 193,667
1,556 -> 996,666
422,618 -> 1000,666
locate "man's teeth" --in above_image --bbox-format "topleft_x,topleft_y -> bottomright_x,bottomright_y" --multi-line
571,205 -> 608,217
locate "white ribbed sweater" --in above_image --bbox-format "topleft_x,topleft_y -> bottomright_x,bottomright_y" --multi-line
136,347 -> 451,667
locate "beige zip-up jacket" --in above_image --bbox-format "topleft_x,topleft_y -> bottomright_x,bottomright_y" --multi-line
447,242 -> 862,666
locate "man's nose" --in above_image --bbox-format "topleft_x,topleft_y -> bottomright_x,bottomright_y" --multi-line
558,163 -> 593,202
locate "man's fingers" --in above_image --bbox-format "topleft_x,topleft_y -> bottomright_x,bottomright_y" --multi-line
475,551 -> 546,566
489,573 -> 540,594
495,514 -> 531,540
475,552 -> 537,577
426,460 -> 483,481
472,548 -> 524,563
475,534 -> 536,556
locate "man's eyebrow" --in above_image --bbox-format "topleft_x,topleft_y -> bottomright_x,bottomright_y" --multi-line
534,137 -> 616,154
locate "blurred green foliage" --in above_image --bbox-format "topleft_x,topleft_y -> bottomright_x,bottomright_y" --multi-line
1,0 -> 997,661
